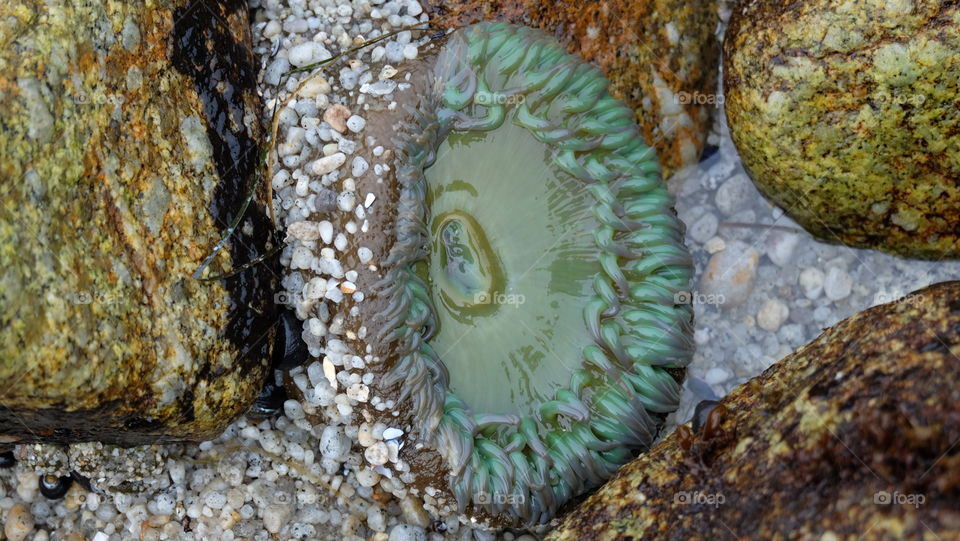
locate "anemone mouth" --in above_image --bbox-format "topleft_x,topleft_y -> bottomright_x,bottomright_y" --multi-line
375,22 -> 694,526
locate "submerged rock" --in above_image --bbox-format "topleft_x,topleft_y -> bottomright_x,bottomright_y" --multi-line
424,0 -> 721,177
548,280 -> 960,539
724,0 -> 960,259
0,0 -> 277,444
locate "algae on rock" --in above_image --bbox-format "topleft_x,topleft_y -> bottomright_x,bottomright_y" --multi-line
0,0 -> 276,445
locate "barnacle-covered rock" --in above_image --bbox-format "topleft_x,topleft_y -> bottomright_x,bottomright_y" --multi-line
0,0 -> 276,444
549,280 -> 960,539
424,0 -> 721,177
314,22 -> 693,528
724,0 -> 960,259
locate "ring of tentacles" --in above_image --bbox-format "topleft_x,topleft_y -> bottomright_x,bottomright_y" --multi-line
373,22 -> 694,526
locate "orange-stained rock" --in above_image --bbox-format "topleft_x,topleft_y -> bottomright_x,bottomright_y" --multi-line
423,0 -> 720,178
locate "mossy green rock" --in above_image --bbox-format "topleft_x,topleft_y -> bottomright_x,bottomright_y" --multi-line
724,0 -> 960,259
549,280 -> 960,539
0,1 -> 276,445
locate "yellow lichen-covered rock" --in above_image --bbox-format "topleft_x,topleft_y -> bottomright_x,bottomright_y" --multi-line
423,0 -> 720,178
548,280 -> 960,540
0,0 -> 276,445
724,0 -> 960,259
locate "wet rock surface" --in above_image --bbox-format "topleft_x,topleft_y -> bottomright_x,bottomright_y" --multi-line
423,0 -> 720,177
724,0 -> 960,259
549,280 -> 960,540
0,0 -> 276,445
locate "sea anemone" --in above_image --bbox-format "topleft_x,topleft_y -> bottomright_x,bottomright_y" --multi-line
358,22 -> 695,526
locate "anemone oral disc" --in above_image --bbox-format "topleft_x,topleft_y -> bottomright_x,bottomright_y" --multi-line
425,122 -> 599,416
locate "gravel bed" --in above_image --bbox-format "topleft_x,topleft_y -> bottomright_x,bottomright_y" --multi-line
1,2 -> 957,540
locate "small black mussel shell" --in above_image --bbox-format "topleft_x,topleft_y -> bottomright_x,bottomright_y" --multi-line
39,473 -> 73,499
273,309 -> 310,371
249,378 -> 286,419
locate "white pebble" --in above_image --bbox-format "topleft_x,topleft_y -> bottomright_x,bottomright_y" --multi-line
263,20 -> 281,38
337,191 -> 356,212
703,367 -> 730,386
152,493 -> 176,515
699,241 -> 759,307
264,57 -> 290,86
364,442 -> 390,466
757,299 -> 790,332
290,246 -> 314,270
318,257 -> 344,278
289,42 -> 332,68
309,152 -> 346,176
347,383 -> 370,402
263,503 -> 293,534
363,80 -> 398,96
688,212 -> 718,244
324,286 -> 344,303
287,221 -> 319,241
765,231 -> 800,267
367,506 -> 387,532
283,399 -> 305,420
318,221 -> 334,244
352,156 -> 369,177
388,524 -> 427,541
346,115 -> 366,133
319,427 -> 351,460
323,358 -> 337,387
799,268 -> 825,299
824,267 -> 853,301
204,491 -> 227,510
385,41 -> 405,63
335,233 -> 348,251
304,277 -> 328,300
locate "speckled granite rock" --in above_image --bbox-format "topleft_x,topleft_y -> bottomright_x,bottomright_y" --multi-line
424,0 -> 720,178
548,280 -> 960,540
724,0 -> 960,259
0,0 -> 277,445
